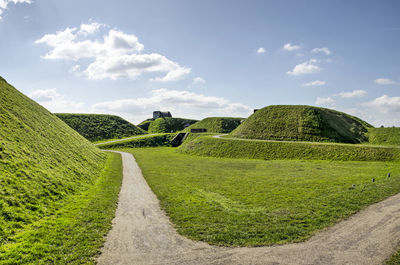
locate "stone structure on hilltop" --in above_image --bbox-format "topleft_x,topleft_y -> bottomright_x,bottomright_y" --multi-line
153,111 -> 172,119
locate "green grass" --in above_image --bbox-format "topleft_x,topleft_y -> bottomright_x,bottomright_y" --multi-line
0,152 -> 123,264
367,127 -> 400,146
93,133 -> 160,144
0,77 -> 118,263
178,136 -> 400,162
147,117 -> 197,133
387,250 -> 400,264
137,119 -> 153,131
183,117 -> 244,133
121,147 -> 400,246
181,133 -> 218,143
231,105 -> 372,143
56,113 -> 147,142
96,133 -> 176,149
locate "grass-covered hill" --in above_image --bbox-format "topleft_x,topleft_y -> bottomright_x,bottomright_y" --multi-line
55,113 -> 147,142
0,77 -> 121,263
231,105 -> 373,143
366,127 -> 400,146
96,133 -> 176,149
178,135 -> 400,162
147,117 -> 198,133
137,119 -> 153,131
183,117 -> 244,133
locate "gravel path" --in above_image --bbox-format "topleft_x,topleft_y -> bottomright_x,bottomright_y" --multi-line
97,151 -> 400,265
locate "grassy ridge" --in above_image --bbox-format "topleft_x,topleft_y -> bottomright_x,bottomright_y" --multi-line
125,147 -> 400,246
184,117 -> 244,133
0,77 -> 113,261
0,152 -> 122,265
56,113 -> 147,142
178,136 -> 400,161
367,127 -> 400,145
148,117 -> 197,133
96,133 -> 176,149
137,119 -> 153,131
181,133 -> 218,143
232,105 -> 372,143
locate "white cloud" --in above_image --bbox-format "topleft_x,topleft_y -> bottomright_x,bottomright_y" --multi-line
151,65 -> 191,82
35,22 -> 190,81
374,78 -> 397,85
287,59 -> 320,76
315,96 -> 335,106
256,47 -> 266,54
84,53 -> 190,81
78,21 -> 104,36
69,64 -> 81,73
29,88 -> 59,102
311,47 -> 331,55
302,80 -> 326,87
35,28 -> 144,60
282,43 -> 300,51
192,77 -> 205,85
0,0 -> 31,19
338,90 -> 367,98
357,95 -> 400,126
92,88 -> 252,123
28,88 -> 85,113
363,95 -> 400,113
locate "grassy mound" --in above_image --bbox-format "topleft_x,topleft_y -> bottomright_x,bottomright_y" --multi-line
137,119 -> 153,131
178,136 -> 400,162
0,77 -> 120,263
184,117 -> 244,133
232,105 -> 372,143
96,133 -> 176,149
147,117 -> 197,133
56,113 -> 146,142
367,127 -> 400,145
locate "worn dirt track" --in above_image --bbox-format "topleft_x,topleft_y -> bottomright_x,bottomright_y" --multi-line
97,151 -> 400,265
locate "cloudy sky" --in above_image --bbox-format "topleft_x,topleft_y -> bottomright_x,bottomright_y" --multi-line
1,0 -> 400,125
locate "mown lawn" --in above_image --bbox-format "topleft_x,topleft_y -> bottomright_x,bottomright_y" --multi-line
0,152 -> 123,265
124,147 -> 400,247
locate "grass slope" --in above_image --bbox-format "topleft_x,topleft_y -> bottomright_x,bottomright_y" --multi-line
232,105 -> 372,143
56,113 -> 147,142
147,117 -> 197,133
0,77 -> 120,263
137,119 -> 153,131
124,147 -> 400,246
184,117 -> 244,133
0,152 -> 122,265
96,133 -> 176,149
178,136 -> 400,161
367,127 -> 400,145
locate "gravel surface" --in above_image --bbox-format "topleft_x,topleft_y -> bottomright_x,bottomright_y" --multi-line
97,151 -> 400,265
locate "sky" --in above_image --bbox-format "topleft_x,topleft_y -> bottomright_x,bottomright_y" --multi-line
0,0 -> 400,126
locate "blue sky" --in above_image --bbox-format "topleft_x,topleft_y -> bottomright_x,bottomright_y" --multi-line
1,0 -> 399,125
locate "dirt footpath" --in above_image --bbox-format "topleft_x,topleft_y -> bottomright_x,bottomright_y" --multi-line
97,151 -> 400,265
